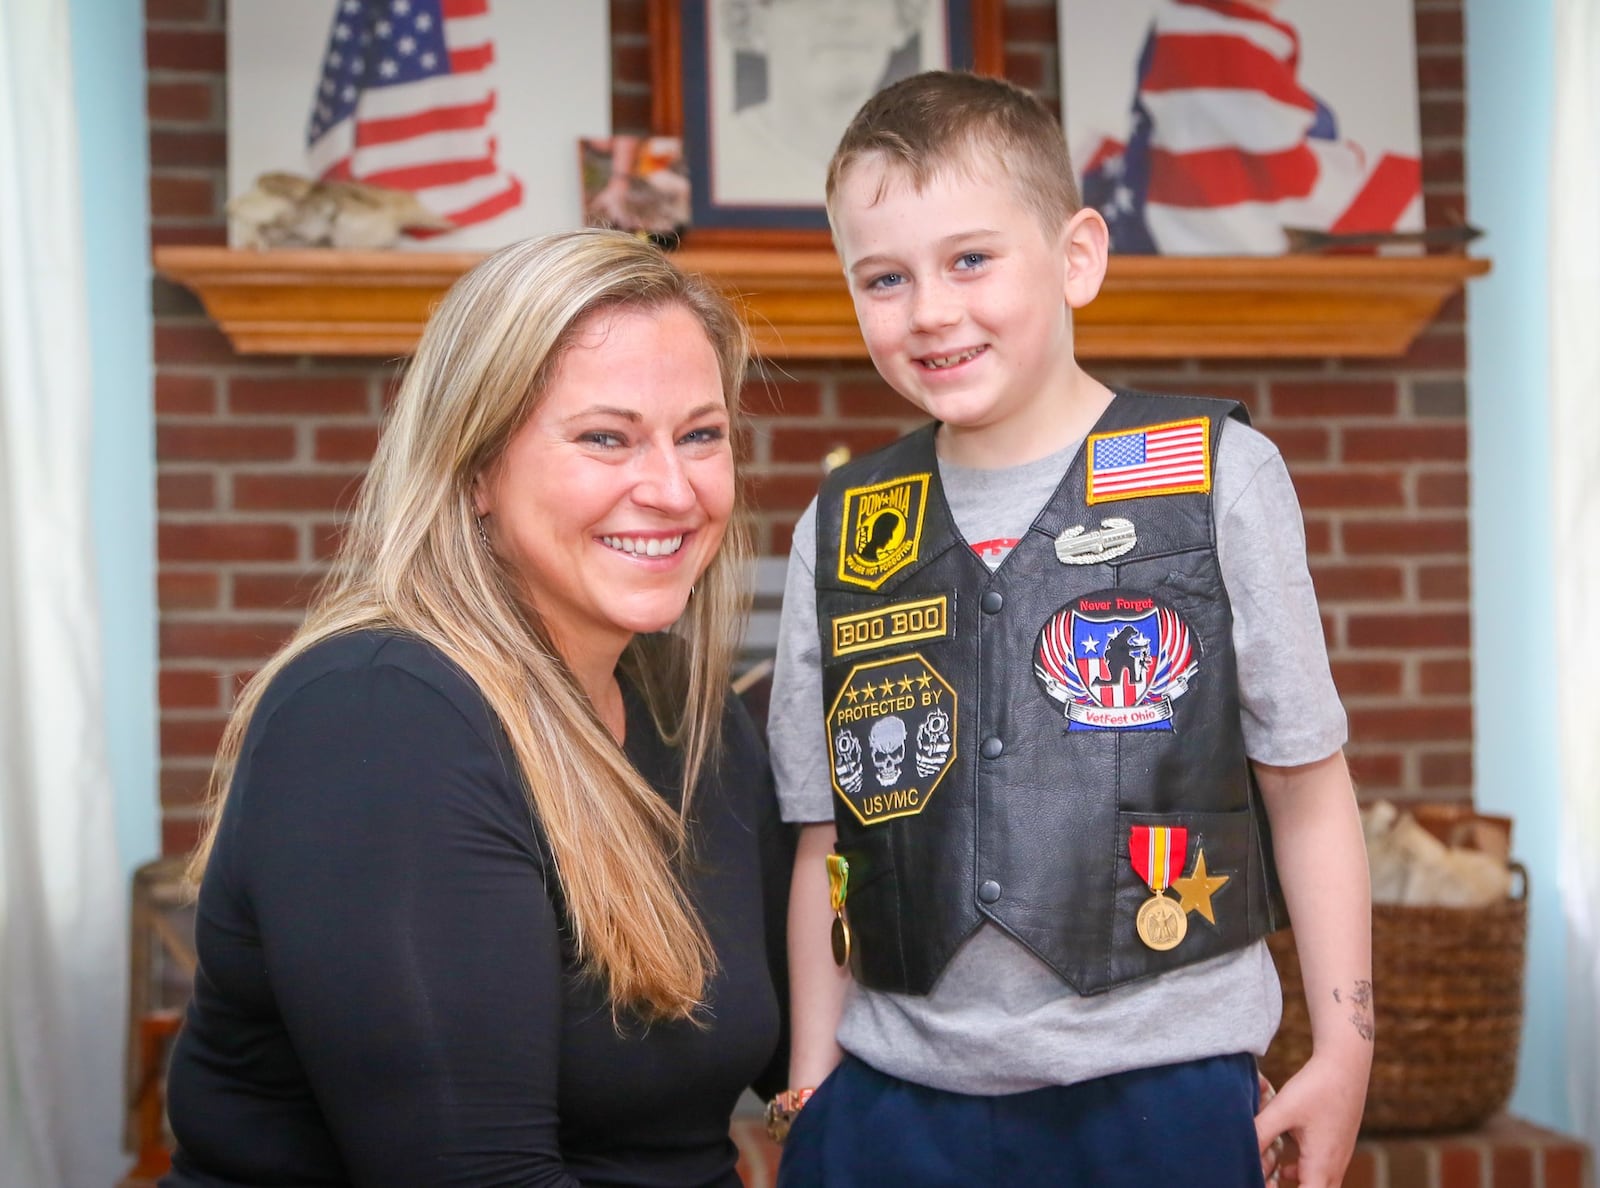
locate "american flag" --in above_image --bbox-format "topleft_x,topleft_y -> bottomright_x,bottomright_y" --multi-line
1081,0 -> 1422,254
307,0 -> 523,233
1087,418 -> 1211,504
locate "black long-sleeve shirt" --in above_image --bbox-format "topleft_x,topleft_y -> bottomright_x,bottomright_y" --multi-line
164,630 -> 792,1188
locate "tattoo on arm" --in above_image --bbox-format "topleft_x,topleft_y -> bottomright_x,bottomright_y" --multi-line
1335,979 -> 1376,1041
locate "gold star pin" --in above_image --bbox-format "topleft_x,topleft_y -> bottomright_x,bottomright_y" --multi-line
1171,849 -> 1230,925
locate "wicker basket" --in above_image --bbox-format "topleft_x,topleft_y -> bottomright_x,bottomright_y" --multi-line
1260,862 -> 1528,1134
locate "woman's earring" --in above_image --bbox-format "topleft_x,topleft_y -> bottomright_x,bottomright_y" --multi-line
476,516 -> 491,549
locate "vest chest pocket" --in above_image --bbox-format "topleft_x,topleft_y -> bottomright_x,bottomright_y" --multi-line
1109,807 -> 1259,985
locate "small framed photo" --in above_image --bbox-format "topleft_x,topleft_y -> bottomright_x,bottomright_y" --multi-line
651,0 -> 1004,242
580,136 -> 690,239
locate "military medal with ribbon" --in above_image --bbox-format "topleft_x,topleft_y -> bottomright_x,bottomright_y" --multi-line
826,853 -> 851,966
1130,825 -> 1189,951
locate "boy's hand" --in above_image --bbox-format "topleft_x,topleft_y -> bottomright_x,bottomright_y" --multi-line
1253,751 -> 1372,1186
1256,1072 -> 1285,1182
1254,1050 -> 1369,1187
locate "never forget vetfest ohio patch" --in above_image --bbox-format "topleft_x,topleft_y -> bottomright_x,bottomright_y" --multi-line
837,474 -> 931,590
827,652 -> 956,825
1034,589 -> 1199,731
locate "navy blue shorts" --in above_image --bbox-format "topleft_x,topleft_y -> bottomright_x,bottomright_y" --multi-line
777,1052 -> 1265,1188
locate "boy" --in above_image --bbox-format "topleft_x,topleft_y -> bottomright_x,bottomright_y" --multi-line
765,72 -> 1372,1188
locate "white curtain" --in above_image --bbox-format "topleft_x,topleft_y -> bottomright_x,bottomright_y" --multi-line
0,0 -> 129,1184
1551,0 -> 1600,1155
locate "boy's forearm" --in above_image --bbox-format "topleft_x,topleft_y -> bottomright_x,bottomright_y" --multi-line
1255,750 -> 1375,1066
787,821 -> 852,1088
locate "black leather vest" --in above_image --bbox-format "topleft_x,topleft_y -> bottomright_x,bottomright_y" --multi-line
813,391 -> 1286,996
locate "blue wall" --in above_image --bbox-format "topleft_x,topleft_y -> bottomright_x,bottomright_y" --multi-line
1464,0 -> 1568,1131
70,0 -> 158,876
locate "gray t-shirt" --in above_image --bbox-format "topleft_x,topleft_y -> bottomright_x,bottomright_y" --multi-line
769,417 -> 1348,1094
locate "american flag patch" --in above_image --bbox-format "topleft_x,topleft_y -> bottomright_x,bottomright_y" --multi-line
1086,417 -> 1211,504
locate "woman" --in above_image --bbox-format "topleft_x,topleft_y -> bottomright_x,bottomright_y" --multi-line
163,230 -> 791,1187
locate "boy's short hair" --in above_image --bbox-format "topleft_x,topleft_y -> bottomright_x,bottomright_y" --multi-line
825,72 -> 1082,237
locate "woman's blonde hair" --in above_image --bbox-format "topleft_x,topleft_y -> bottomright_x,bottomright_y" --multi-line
188,230 -> 754,1021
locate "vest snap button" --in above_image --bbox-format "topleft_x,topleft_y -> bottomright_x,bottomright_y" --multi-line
981,736 -> 1003,759
981,591 -> 1004,614
978,880 -> 1002,904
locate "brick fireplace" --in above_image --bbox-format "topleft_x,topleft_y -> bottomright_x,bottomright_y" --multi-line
147,0 -> 1476,853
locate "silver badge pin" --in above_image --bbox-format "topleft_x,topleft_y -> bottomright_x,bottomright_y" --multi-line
1054,518 -> 1137,565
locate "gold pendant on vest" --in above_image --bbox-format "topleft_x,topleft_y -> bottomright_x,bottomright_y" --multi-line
1136,891 -> 1188,951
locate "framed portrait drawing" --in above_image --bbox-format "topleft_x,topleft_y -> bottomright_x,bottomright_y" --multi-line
1058,0 -> 1423,255
651,0 -> 1004,242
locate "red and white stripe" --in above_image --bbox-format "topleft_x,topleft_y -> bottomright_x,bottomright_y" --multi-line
1077,658 -> 1142,708
1139,0 -> 1421,253
307,0 -> 521,230
1131,825 -> 1188,893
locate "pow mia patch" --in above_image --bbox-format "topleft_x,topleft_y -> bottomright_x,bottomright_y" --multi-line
831,595 -> 952,658
838,474 -> 930,590
827,652 -> 956,825
1034,588 -> 1199,731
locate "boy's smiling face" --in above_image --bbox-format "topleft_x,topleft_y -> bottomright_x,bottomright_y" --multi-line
832,154 -> 1107,465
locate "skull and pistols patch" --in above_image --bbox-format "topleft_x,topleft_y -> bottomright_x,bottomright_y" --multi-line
827,652 -> 956,825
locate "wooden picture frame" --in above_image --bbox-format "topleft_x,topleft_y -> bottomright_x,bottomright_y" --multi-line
650,0 -> 1005,247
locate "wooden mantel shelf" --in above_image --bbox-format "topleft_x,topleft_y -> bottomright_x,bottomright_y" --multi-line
152,245 -> 1489,361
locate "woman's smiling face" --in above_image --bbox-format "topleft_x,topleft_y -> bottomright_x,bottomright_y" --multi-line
473,302 -> 735,664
